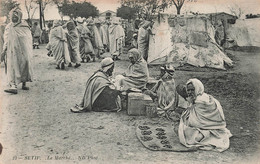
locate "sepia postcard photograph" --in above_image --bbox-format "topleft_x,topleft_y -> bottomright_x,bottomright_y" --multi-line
0,0 -> 259,163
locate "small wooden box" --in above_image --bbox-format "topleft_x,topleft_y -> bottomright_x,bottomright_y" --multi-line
127,92 -> 153,116
146,103 -> 158,118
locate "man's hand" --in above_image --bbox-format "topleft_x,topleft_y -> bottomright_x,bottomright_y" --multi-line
143,90 -> 157,98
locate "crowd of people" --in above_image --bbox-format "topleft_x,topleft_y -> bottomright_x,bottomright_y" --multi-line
46,16 -> 128,70
0,7 -> 232,152
44,15 -> 154,70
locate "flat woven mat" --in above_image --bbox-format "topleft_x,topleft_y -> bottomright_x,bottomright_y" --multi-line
136,124 -> 197,152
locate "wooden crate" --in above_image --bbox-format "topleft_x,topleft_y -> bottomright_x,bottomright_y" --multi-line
127,92 -> 153,116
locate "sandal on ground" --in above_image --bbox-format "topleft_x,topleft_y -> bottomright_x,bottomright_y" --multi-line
86,57 -> 90,63
47,51 -> 52,57
22,86 -> 29,90
74,63 -> 81,68
68,63 -> 72,67
4,88 -> 18,94
61,62 -> 65,70
70,105 -> 84,113
112,56 -> 117,61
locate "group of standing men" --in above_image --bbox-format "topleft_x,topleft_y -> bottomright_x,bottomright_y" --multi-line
46,16 -> 126,70
46,16 -> 155,70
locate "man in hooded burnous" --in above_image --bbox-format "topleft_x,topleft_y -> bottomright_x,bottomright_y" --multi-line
138,20 -> 152,61
1,8 -> 33,94
108,18 -> 125,60
70,57 -> 121,113
76,17 -> 95,62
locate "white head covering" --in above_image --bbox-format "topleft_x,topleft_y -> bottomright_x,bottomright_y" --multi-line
141,20 -> 151,28
186,78 -> 204,97
101,57 -> 114,72
94,18 -> 101,24
186,78 -> 223,118
77,17 -> 83,23
9,7 -> 23,25
87,19 -> 94,26
86,17 -> 93,23
53,20 -> 61,27
112,17 -> 120,25
128,48 -> 142,63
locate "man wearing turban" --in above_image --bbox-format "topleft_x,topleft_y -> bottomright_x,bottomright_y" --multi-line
138,20 -> 152,61
71,57 -> 121,112
48,20 -> 71,69
108,17 -> 125,60
1,8 -> 33,94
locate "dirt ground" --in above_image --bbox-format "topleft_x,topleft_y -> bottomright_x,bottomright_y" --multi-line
0,45 -> 259,164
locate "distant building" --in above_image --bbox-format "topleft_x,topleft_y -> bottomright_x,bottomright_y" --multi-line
205,12 -> 237,28
99,10 -> 116,20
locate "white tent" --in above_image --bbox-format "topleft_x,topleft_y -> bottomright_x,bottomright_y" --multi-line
148,15 -> 233,70
227,18 -> 260,47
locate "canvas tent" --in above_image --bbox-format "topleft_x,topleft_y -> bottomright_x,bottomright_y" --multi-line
147,15 -> 233,70
226,18 -> 260,47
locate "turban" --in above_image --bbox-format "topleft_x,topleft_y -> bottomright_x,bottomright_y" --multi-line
94,18 -> 101,24
53,20 -> 61,27
101,57 -> 114,72
160,64 -> 175,76
77,17 -> 83,23
9,7 -> 23,25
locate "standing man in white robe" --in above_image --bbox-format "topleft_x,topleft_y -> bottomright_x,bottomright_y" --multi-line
1,8 -> 33,94
108,18 -> 125,60
138,20 -> 152,61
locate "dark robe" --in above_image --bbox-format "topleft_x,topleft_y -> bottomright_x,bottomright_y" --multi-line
80,70 -> 120,112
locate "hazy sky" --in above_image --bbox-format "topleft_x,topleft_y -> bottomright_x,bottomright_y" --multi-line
18,0 -> 260,20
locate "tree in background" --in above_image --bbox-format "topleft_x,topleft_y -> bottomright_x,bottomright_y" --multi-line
24,0 -> 38,20
120,0 -> 190,17
120,0 -> 169,20
0,0 -> 20,19
117,5 -> 137,20
171,0 -> 185,15
36,0 -> 52,29
55,1 -> 99,19
52,0 -> 70,20
228,3 -> 243,19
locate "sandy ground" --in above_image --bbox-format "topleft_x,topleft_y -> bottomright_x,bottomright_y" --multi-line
0,45 -> 260,164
